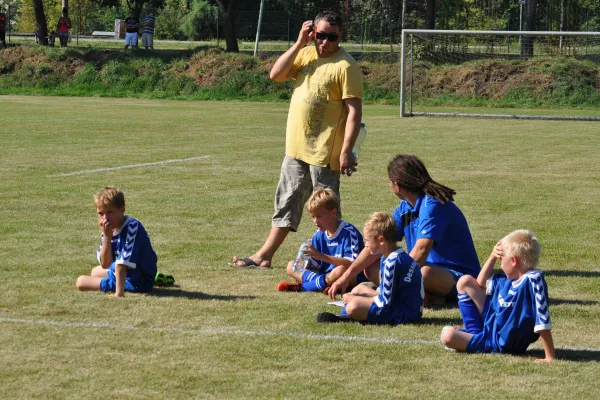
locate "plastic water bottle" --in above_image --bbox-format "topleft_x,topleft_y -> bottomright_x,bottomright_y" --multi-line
292,240 -> 311,274
348,123 -> 366,176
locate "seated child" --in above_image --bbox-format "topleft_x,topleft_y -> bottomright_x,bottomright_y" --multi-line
278,188 -> 365,293
440,230 -> 555,362
316,212 -> 424,325
76,187 -> 157,297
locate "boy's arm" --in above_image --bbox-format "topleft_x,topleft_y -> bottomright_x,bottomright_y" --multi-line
477,241 -> 503,288
306,246 -> 352,268
98,234 -> 112,268
535,330 -> 556,363
114,264 -> 126,297
329,247 -> 380,299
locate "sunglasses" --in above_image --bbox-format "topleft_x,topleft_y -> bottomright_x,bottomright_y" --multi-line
315,31 -> 340,42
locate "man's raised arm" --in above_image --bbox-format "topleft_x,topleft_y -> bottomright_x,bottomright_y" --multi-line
270,20 -> 313,82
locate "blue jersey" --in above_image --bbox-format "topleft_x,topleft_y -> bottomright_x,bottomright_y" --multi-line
96,216 -> 157,288
392,194 -> 480,277
309,220 -> 364,274
372,249 -> 423,323
480,270 -> 552,354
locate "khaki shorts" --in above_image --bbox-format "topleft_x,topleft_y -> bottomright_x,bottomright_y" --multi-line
272,156 -> 341,231
142,33 -> 153,47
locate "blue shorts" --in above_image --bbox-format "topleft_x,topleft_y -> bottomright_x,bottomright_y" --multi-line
366,303 -> 420,326
99,263 -> 154,293
466,297 -> 497,353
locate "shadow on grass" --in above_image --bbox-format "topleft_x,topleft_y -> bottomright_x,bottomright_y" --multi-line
148,287 -> 254,301
550,298 -> 599,306
544,270 -> 600,278
416,317 -> 463,326
527,348 -> 600,362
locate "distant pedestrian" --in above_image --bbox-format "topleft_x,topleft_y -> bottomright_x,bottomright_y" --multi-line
141,8 -> 155,50
124,8 -> 139,49
56,8 -> 72,47
0,10 -> 7,48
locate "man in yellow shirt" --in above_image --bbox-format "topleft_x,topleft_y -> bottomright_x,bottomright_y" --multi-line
232,10 -> 363,269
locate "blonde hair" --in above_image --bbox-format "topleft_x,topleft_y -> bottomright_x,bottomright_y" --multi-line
94,187 -> 125,209
501,229 -> 541,271
306,188 -> 340,214
364,212 -> 397,243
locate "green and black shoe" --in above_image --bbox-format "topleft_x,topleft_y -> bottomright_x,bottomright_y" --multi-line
155,272 -> 176,287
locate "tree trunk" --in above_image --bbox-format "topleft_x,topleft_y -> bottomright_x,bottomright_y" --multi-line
216,0 -> 239,52
521,0 -> 536,57
425,0 -> 436,30
33,0 -> 49,46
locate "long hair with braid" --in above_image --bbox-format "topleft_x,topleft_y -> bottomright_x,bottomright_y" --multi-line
387,154 -> 456,204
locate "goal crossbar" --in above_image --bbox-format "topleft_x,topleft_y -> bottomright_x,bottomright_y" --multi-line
400,29 -> 600,121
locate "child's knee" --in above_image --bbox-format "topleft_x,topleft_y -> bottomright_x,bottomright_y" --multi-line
286,261 -> 295,276
345,301 -> 358,317
456,275 -> 476,293
75,276 -> 85,290
440,326 -> 456,345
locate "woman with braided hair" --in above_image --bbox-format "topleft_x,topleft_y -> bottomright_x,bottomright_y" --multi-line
330,154 -> 480,307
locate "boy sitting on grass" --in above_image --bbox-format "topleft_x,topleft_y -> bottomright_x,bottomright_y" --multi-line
317,212 -> 424,324
76,187 -> 158,297
278,188 -> 365,293
440,230 -> 555,362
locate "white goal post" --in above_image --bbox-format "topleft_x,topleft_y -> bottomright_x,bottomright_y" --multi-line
400,29 -> 600,121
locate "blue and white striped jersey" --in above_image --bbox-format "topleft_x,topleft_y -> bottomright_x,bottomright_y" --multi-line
96,216 -> 157,285
374,249 -> 423,319
482,270 -> 552,353
309,220 -> 364,274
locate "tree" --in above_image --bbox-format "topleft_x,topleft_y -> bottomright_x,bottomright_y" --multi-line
521,0 -> 537,56
213,0 -> 237,51
425,0 -> 436,29
33,0 -> 49,45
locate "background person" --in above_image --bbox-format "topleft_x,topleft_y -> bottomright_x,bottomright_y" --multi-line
124,9 -> 139,49
231,10 -> 363,269
56,8 -> 71,47
330,154 -> 480,307
141,8 -> 155,50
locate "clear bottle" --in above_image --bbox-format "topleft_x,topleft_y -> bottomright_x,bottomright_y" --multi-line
292,239 -> 312,274
348,123 -> 367,176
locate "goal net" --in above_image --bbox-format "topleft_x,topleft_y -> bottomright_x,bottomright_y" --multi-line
400,29 -> 600,121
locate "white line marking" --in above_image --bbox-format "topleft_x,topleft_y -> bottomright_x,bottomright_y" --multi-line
48,156 -> 210,177
2,317 -> 597,353
0,317 -> 437,346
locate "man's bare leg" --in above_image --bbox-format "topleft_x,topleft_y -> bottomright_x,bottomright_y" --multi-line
232,226 -> 291,268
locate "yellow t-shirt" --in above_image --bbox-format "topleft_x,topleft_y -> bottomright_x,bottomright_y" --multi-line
286,46 -> 363,170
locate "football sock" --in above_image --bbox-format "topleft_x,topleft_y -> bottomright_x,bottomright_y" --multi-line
301,271 -> 327,292
457,292 -> 484,334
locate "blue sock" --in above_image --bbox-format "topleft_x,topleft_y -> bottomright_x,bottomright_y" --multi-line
457,292 -> 483,334
339,306 -> 348,316
301,271 -> 327,292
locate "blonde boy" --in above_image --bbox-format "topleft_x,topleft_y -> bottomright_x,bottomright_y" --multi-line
278,188 -> 365,292
316,212 -> 423,324
440,230 -> 555,362
76,187 -> 157,297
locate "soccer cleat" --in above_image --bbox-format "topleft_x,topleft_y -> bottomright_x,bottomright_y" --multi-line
277,281 -> 303,292
155,272 -> 175,287
315,312 -> 352,323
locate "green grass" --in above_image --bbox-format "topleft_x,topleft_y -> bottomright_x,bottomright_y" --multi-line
1,96 -> 600,399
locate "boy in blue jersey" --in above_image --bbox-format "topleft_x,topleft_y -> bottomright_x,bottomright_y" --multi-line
278,188 -> 365,293
440,230 -> 555,362
76,187 -> 157,297
317,212 -> 423,324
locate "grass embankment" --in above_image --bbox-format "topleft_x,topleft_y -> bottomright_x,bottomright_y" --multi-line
0,45 -> 599,107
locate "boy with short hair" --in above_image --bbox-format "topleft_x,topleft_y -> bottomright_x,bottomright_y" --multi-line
76,187 -> 157,297
317,212 -> 423,324
440,230 -> 555,362
277,188 -> 365,293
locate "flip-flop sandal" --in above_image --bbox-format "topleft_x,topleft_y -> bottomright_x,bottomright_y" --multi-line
228,257 -> 269,269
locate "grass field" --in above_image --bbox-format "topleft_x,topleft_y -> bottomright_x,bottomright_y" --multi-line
1,95 -> 600,399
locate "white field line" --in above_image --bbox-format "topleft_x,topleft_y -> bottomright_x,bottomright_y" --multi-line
2,316 -> 598,352
0,316 -> 437,346
47,156 -> 210,178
